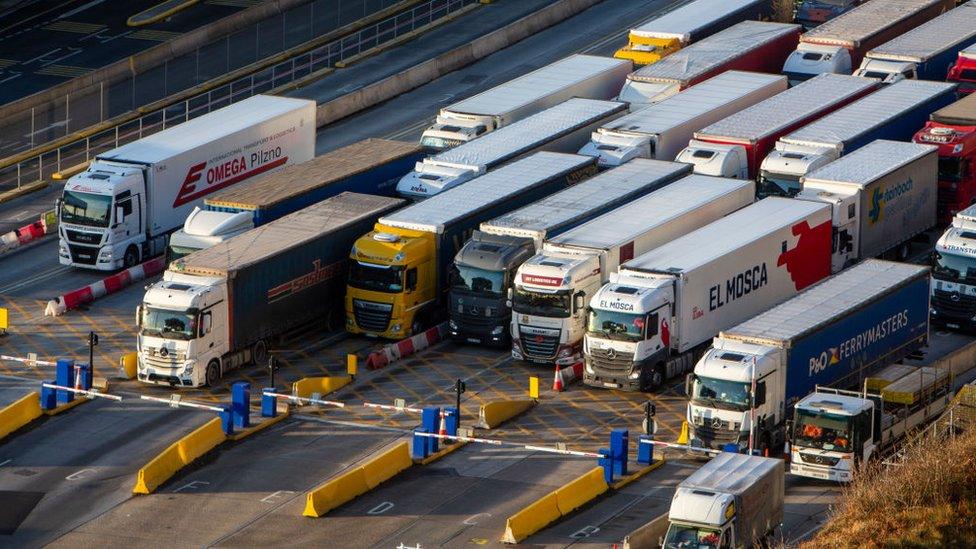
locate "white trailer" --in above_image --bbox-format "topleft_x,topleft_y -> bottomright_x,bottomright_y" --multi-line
584,198 -> 832,391
796,139 -> 938,272
399,98 -> 626,199
511,175 -> 755,367
57,95 -> 315,270
419,54 -> 631,150
578,71 -> 786,167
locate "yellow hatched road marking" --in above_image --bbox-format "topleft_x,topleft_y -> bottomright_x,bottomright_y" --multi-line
206,0 -> 263,6
43,20 -> 106,34
0,59 -> 16,68
127,29 -> 181,41
35,65 -> 92,78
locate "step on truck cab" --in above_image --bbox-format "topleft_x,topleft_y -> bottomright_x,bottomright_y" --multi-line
168,139 -> 424,259
758,79 -> 956,198
137,192 -> 404,387
782,0 -> 954,85
512,175 -> 755,368
579,71 -> 786,167
914,92 -> 976,223
617,21 -> 800,108
58,95 -> 315,270
688,260 -> 930,455
664,452 -> 784,548
449,159 -> 690,346
400,99 -> 626,198
585,197 -> 831,392
789,367 -> 950,482
948,43 -> 976,95
853,3 -> 976,84
677,73 -> 877,180
419,55 -> 630,150
347,152 -> 596,340
613,0 -> 774,66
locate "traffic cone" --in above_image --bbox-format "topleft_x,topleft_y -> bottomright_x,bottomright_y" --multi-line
552,364 -> 564,392
438,412 -> 448,437
74,367 -> 82,391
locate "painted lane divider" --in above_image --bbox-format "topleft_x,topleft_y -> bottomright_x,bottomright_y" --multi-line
45,255 -> 166,316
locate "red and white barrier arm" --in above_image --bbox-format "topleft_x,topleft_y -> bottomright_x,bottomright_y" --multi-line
413,431 -> 603,458
45,256 -> 167,316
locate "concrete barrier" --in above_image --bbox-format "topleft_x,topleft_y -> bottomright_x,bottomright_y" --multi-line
365,323 -> 448,370
476,399 -> 536,429
0,210 -> 55,256
314,0 -> 605,128
45,256 -> 167,316
291,375 -> 352,399
502,466 -> 609,544
622,513 -> 669,549
933,338 -> 976,378
133,417 -> 226,494
0,392 -> 42,441
303,441 -> 412,517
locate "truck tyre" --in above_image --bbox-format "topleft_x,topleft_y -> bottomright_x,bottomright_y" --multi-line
123,245 -> 139,268
205,359 -> 221,387
252,340 -> 267,366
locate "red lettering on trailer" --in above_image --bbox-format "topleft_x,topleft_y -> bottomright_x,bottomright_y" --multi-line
173,156 -> 289,207
522,274 -> 562,287
776,219 -> 832,291
174,162 -> 207,206
267,258 -> 346,303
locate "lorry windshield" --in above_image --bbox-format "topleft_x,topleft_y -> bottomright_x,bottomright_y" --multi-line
348,262 -> 404,293
794,408 -> 853,451
588,309 -> 644,341
420,135 -> 462,150
757,171 -> 800,198
451,265 -> 504,296
61,190 -> 112,228
167,245 -> 200,262
140,307 -> 198,340
938,157 -> 968,183
693,375 -> 751,411
932,250 -> 976,284
663,524 -> 722,548
512,286 -> 571,318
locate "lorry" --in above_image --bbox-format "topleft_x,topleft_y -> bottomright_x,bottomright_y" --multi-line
448,159 -> 691,346
418,55 -> 630,151
914,91 -> 976,223
795,139 -> 938,273
663,452 -> 784,548
617,21 -> 800,107
758,79 -> 956,198
930,203 -> 976,331
58,95 -> 315,271
795,0 -> 863,30
947,43 -> 976,95
167,138 -> 424,259
584,197 -> 832,392
782,0 -> 954,85
676,73 -> 877,180
686,259 -> 930,455
789,366 -> 951,481
136,192 -> 404,387
398,98 -> 626,199
512,175 -> 755,367
853,3 -> 976,84
578,71 -> 786,167
613,0 -> 774,66
347,152 -> 597,340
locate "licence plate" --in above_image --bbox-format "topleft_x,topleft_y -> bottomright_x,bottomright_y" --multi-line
467,338 -> 480,344
948,322 -> 961,329
602,381 -> 620,389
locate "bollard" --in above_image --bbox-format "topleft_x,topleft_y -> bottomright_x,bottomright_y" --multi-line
412,428 -> 430,460
347,354 -> 358,377
421,407 -> 440,455
40,380 -> 58,410
231,381 -> 251,429
55,359 -> 75,404
598,448 -> 613,484
443,406 -> 459,438
529,376 -> 539,399
637,435 -> 653,465
261,388 -> 277,418
611,429 -> 629,477
219,406 -> 235,435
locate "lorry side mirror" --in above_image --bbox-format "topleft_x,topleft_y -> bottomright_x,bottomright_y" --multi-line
506,287 -> 513,308
135,305 -> 142,327
201,313 -> 212,336
573,292 -> 584,313
55,197 -> 62,218
684,373 -> 694,396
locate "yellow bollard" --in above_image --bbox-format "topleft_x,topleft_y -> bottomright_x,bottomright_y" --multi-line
0,307 -> 7,335
676,420 -> 689,445
119,352 -> 138,379
347,354 -> 358,377
529,376 -> 539,399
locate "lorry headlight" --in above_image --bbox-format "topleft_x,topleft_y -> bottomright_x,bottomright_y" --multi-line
59,241 -> 69,255
449,319 -> 458,330
585,362 -> 594,374
491,326 -> 504,335
182,360 -> 196,374
98,249 -> 112,259
346,317 -> 354,326
557,347 -> 573,359
930,308 -> 937,316
629,370 -> 641,379
391,324 -> 402,334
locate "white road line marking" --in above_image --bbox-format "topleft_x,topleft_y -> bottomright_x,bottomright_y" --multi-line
368,501 -> 394,515
260,490 -> 295,503
172,480 -> 209,492
65,468 -> 94,480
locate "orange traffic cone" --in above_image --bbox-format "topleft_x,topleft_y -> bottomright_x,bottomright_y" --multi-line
552,364 -> 564,392
438,412 -> 448,437
74,367 -> 82,391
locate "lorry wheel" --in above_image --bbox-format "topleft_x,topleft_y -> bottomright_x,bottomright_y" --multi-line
123,246 -> 139,268
205,360 -> 221,387
252,340 -> 267,366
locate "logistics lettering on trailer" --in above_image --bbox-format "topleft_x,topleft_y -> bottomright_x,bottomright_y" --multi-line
709,263 -> 769,311
266,258 -> 347,303
808,309 -> 910,376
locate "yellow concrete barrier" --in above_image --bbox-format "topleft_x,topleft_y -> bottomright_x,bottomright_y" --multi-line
304,441 -> 411,517
118,352 -> 137,379
476,399 -> 536,429
555,466 -> 608,515
133,417 -> 226,494
0,392 -> 42,440
502,492 -> 561,544
291,375 -> 352,399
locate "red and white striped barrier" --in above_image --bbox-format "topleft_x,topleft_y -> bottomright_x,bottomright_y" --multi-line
45,256 -> 167,316
365,322 -> 448,370
0,353 -> 54,368
553,361 -> 584,392
0,211 -> 54,256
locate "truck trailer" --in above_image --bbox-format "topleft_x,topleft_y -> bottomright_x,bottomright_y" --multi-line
418,54 -> 630,150
676,73 -> 878,180
512,176 -> 755,367
617,21 -> 800,107
584,197 -> 832,392
782,0 -> 954,85
613,0 -> 773,66
449,159 -> 691,346
347,152 -> 597,340
795,0 -> 863,30
687,260 -> 930,455
398,98 -> 625,199
167,139 -> 424,259
758,79 -> 956,198
58,95 -> 315,271
854,3 -> 976,84
136,192 -> 404,387
664,453 -> 784,548
914,91 -> 976,223
578,71 -> 786,167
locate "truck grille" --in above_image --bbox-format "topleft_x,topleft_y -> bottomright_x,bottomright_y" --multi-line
141,347 -> 186,369
519,328 -> 559,360
68,244 -> 98,265
458,306 -> 498,328
798,452 -> 840,466
353,299 -> 392,332
693,423 -> 741,448
65,229 -> 102,245
587,347 -> 633,373
932,289 -> 976,319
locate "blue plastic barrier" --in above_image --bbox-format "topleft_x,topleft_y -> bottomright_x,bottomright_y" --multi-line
637,434 -> 653,465
40,380 -> 57,410
231,381 -> 250,429
261,388 -> 277,418
55,359 -> 74,404
421,407 -> 440,455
